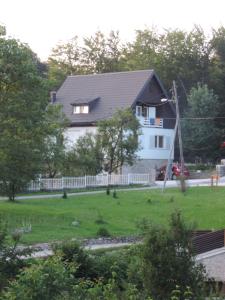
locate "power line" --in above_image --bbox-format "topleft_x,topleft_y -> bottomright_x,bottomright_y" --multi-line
157,117 -> 225,120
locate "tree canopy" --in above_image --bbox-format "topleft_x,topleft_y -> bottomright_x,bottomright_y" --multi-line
182,84 -> 221,162
98,109 -> 141,174
0,30 -> 48,200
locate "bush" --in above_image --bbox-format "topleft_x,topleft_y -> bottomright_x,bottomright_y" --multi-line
0,218 -> 31,291
112,190 -> 117,198
96,227 -> 111,237
53,240 -> 97,279
62,189 -> 68,199
106,186 -> 110,195
1,256 -> 76,300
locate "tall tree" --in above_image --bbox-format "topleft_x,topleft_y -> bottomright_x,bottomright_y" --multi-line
98,109 -> 141,174
141,211 -> 206,300
47,36 -> 84,89
182,84 -> 221,162
42,104 -> 68,178
0,30 -> 48,200
82,30 -> 123,73
121,28 -> 160,71
209,26 -> 225,121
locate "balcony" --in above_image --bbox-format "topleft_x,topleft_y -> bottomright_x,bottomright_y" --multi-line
137,116 -> 163,128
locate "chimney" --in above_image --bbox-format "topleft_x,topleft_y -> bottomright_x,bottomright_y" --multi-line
50,91 -> 57,103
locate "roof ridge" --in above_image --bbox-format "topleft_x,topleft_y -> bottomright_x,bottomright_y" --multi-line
68,69 -> 154,78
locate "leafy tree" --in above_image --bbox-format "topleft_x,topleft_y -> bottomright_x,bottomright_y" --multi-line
98,109 -> 141,174
63,132 -> 103,176
47,36 -> 84,89
209,26 -> 225,127
0,30 -> 48,200
82,30 -> 123,74
121,28 -> 161,71
182,84 -> 221,162
141,211 -> 206,300
42,104 -> 68,178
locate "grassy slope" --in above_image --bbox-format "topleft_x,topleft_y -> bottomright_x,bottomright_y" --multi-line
1,186 -> 225,244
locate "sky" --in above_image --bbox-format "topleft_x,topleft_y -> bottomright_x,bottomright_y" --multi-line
1,0 -> 225,61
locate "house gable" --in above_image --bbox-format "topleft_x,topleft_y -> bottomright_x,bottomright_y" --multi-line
133,74 -> 175,129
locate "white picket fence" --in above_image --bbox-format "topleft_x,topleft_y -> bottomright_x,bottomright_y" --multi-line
26,172 -> 155,192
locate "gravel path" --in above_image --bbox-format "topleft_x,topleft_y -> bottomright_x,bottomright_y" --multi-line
20,236 -> 141,258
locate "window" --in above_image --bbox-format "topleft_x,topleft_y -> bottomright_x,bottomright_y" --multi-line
155,135 -> 164,148
73,105 -> 89,114
142,106 -> 148,118
136,106 -> 142,117
150,135 -> 170,149
149,135 -> 164,149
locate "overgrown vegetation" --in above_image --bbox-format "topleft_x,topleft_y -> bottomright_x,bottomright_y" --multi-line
1,212 -> 218,299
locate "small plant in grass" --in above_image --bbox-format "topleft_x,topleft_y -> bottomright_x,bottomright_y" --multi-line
62,189 -> 68,199
113,190 -> 117,198
95,210 -> 107,224
169,196 -> 174,203
147,198 -> 152,204
96,227 -> 111,237
117,201 -> 120,205
106,186 -> 110,195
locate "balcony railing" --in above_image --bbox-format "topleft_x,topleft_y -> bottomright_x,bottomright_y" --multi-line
137,116 -> 163,128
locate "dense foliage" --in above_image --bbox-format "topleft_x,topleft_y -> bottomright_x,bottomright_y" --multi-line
0,212 -> 213,300
64,109 -> 140,176
0,28 -> 48,200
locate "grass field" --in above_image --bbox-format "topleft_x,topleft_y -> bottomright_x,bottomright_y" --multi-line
1,186 -> 225,245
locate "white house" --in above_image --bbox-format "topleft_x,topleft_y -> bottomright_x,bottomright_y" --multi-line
53,70 -> 176,173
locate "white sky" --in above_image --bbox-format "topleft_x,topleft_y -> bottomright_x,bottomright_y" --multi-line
1,0 -> 225,61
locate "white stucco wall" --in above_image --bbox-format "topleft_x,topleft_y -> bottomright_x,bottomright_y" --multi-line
64,126 -> 97,148
64,125 -> 175,161
137,127 -> 175,160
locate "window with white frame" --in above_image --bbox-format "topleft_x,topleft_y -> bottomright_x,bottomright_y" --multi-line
155,135 -> 164,148
149,135 -> 170,149
73,105 -> 89,114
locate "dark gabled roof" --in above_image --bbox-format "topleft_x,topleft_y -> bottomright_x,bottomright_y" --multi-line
70,97 -> 100,105
56,70 -> 165,125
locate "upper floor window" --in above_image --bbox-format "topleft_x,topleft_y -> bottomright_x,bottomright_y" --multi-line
73,105 -> 89,114
155,135 -> 164,148
136,106 -> 156,119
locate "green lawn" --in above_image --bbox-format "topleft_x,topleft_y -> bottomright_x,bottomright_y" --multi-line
1,186 -> 225,244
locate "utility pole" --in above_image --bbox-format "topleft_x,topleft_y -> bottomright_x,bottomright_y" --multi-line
162,81 -> 185,191
173,80 -> 185,177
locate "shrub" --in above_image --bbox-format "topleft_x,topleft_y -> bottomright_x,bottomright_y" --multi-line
106,186 -> 110,195
1,256 -> 76,300
96,227 -> 111,237
0,218 -> 31,291
62,189 -> 68,199
53,240 -> 97,279
112,190 -> 117,198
